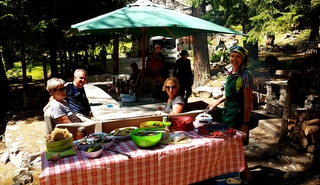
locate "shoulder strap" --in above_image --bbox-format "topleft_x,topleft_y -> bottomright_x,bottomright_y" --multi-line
235,68 -> 251,92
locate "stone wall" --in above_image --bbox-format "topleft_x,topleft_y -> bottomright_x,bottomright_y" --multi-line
265,81 -> 288,116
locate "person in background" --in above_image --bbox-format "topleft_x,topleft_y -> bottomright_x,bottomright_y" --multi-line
156,76 -> 184,115
153,68 -> 169,102
206,45 -> 253,184
128,62 -> 142,86
146,52 -> 164,75
154,44 -> 165,65
135,68 -> 155,95
43,69 -> 91,119
46,78 -> 93,125
173,50 -> 193,107
100,46 -> 107,73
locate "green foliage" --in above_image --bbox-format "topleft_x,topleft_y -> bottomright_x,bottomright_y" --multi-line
210,50 -> 229,63
6,68 -> 22,79
244,29 -> 261,43
6,62 -> 50,80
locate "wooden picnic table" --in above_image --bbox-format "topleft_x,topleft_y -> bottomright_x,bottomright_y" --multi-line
84,84 -> 164,122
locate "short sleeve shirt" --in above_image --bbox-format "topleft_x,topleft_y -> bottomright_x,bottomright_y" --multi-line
163,95 -> 185,114
51,99 -> 81,124
64,82 -> 90,116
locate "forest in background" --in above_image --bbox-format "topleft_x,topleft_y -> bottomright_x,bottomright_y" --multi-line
1,0 -> 320,128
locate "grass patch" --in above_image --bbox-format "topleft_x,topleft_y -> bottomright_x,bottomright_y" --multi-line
5,62 -> 50,80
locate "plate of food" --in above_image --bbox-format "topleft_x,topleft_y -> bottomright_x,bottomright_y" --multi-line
88,132 -> 108,140
109,127 -> 138,140
140,121 -> 171,128
74,138 -> 95,150
195,123 -> 236,138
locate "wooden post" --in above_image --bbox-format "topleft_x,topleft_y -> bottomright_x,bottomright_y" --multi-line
279,79 -> 292,143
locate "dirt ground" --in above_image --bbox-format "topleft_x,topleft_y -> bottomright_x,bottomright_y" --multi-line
1,51 -> 320,185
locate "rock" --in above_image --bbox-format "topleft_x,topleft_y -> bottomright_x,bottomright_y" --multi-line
1,150 -> 9,164
4,122 -> 45,169
16,120 -> 27,125
212,87 -> 223,99
13,169 -> 33,184
193,86 -> 214,98
9,151 -> 31,168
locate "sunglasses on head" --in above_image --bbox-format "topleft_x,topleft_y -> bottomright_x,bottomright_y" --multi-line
230,45 -> 245,53
165,86 -> 177,90
55,87 -> 66,92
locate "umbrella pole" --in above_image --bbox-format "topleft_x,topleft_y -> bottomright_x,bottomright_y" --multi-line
141,28 -> 146,90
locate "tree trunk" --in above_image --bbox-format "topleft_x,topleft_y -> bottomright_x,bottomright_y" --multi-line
58,50 -> 64,77
113,34 -> 119,75
309,8 -> 320,41
3,47 -> 14,71
20,50 -> 28,108
193,34 -> 210,88
0,52 -> 10,135
244,41 -> 258,61
42,55 -> 48,89
63,49 -> 68,78
68,50 -> 73,75
49,44 -> 59,77
192,5 -> 210,89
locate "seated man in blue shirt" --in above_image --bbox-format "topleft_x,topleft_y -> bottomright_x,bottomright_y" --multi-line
64,69 -> 91,117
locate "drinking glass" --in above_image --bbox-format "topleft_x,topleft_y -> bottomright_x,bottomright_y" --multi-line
50,151 -> 60,163
118,100 -> 123,108
158,104 -> 164,111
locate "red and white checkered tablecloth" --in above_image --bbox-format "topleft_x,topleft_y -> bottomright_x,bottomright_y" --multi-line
39,131 -> 245,185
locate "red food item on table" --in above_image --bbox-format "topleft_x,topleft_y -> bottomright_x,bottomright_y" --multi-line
197,124 -> 236,137
170,116 -> 194,131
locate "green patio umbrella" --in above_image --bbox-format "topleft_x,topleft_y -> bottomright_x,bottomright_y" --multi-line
68,0 -> 243,74
69,0 -> 242,38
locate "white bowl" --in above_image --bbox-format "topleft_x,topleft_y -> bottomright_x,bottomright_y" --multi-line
101,138 -> 115,150
74,138 -> 95,150
82,146 -> 104,158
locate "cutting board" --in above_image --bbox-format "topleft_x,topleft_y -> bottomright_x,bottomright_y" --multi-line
159,136 -> 192,145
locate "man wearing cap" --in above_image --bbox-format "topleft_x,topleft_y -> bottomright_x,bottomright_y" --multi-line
173,50 -> 193,107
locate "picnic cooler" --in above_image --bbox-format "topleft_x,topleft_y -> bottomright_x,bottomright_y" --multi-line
170,116 -> 194,131
215,172 -> 241,185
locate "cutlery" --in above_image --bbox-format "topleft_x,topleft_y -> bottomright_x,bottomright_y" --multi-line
108,149 -> 131,158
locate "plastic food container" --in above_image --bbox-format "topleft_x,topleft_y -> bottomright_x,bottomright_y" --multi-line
193,113 -> 213,128
130,128 -> 162,148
